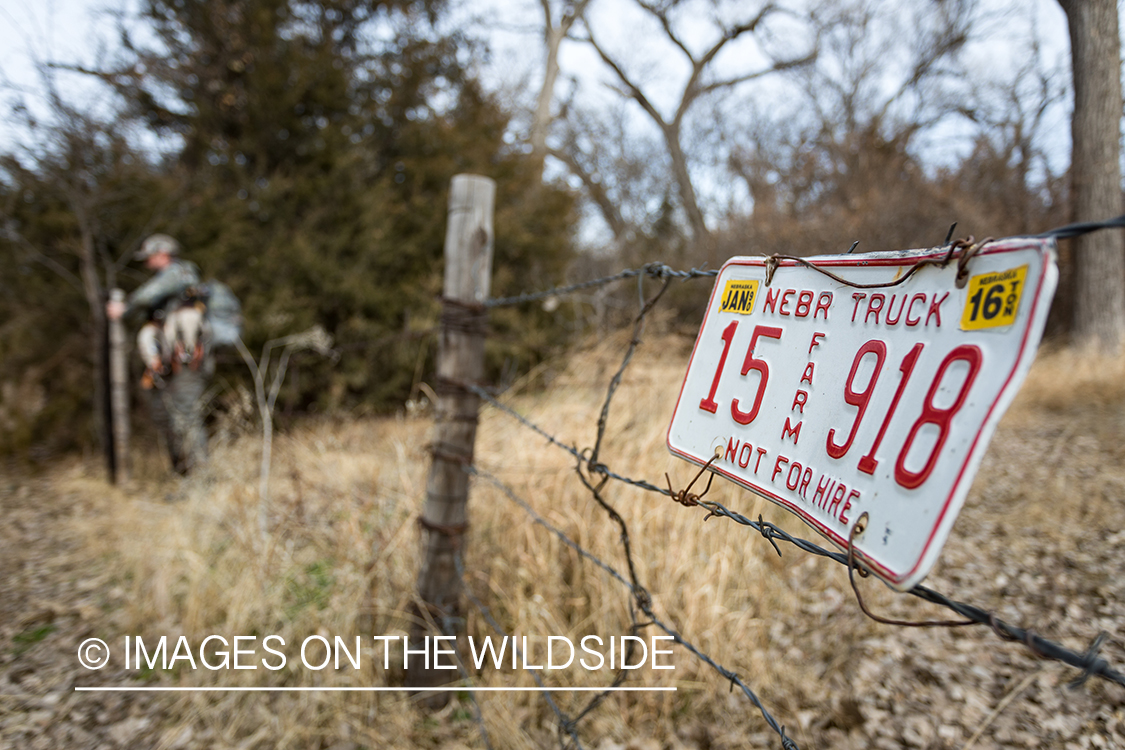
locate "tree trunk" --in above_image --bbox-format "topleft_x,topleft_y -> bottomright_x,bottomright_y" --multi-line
663,121 -> 709,242
1060,0 -> 1125,349
531,1 -> 590,180
74,215 -> 113,478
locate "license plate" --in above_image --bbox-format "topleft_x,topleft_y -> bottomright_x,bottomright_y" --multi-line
667,238 -> 1058,590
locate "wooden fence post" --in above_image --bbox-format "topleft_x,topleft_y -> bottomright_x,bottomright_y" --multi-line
109,289 -> 131,485
408,174 -> 495,694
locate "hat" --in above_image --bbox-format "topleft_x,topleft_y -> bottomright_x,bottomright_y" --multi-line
135,234 -> 181,260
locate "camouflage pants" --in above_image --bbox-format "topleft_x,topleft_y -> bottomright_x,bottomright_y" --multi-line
150,368 -> 209,475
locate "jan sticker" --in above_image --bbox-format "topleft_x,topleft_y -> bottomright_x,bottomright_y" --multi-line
718,279 -> 760,315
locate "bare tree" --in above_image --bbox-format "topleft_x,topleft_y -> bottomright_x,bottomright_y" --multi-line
579,0 -> 815,244
1058,0 -> 1125,349
236,326 -> 334,548
748,0 -> 971,209
530,0 -> 593,177
2,63 -> 172,476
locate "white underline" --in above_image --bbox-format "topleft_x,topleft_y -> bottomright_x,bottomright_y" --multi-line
75,686 -> 676,692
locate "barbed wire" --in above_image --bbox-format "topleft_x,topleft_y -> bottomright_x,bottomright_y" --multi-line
1036,213 -> 1125,239
468,355 -> 1125,690
465,464 -> 800,749
466,251 -> 1125,693
449,220 -> 1125,748
484,262 -> 717,307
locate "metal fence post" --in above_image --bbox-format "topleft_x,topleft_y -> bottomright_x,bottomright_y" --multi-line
408,174 -> 495,695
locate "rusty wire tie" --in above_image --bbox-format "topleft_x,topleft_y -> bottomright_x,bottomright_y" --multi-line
434,375 -> 492,397
847,512 -> 975,628
762,236 -> 994,290
417,515 -> 470,538
427,442 -> 473,465
439,296 -> 489,336
664,454 -> 718,508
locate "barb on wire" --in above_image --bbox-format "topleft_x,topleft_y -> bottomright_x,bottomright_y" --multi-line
485,263 -> 717,307
467,465 -> 801,750
454,552 -> 584,750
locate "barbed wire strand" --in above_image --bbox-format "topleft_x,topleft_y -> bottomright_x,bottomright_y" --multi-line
482,214 -> 1125,313
693,498 -> 1125,688
485,263 -> 717,308
452,217 -> 1125,748
1036,213 -> 1125,239
453,552 -> 586,750
466,465 -> 800,750
463,333 -> 1125,689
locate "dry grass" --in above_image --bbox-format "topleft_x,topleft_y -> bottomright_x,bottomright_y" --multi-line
44,334 -> 1125,749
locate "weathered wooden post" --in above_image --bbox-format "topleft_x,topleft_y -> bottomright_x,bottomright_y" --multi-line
408,174 -> 495,694
108,289 -> 131,484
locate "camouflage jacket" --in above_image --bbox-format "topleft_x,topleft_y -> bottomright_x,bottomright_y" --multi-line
125,260 -> 202,322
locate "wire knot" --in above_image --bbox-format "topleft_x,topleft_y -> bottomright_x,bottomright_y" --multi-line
757,516 -> 783,557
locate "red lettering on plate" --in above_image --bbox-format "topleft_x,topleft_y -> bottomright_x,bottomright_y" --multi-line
792,389 -> 808,414
798,467 -> 813,498
795,290 -> 813,317
813,475 -> 835,509
851,292 -> 867,322
725,437 -> 740,464
905,293 -> 926,326
772,455 -> 789,482
885,293 -> 906,325
786,462 -> 803,490
781,417 -> 802,444
865,293 -> 886,325
815,292 -> 833,320
808,331 -> 825,355
738,442 -> 753,468
926,292 -> 948,327
755,447 -> 767,474
839,490 -> 859,525
763,287 -> 780,314
779,289 -> 794,316
827,484 -> 847,517
800,362 -> 815,386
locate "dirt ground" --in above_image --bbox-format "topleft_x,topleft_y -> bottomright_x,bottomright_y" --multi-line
2,343 -> 1125,749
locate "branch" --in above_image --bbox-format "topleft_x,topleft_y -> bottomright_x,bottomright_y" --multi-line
547,146 -> 628,240
636,0 -> 695,62
584,29 -> 668,127
2,225 -> 85,294
696,48 -> 818,98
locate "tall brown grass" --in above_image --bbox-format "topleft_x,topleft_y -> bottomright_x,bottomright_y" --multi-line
55,331 -> 1125,748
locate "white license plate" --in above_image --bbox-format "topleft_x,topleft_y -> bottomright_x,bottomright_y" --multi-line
667,238 -> 1057,590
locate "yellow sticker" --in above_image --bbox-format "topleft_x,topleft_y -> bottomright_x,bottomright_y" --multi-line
718,279 -> 760,315
960,265 -> 1028,330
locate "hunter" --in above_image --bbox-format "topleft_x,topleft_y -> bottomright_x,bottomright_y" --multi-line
106,234 -> 212,474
